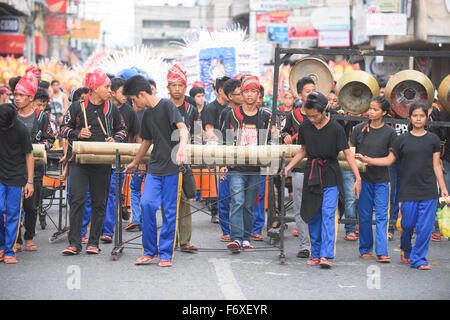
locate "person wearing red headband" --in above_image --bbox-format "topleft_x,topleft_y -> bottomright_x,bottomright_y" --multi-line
167,64 -> 198,253
60,69 -> 127,256
14,81 -> 56,253
220,76 -> 271,252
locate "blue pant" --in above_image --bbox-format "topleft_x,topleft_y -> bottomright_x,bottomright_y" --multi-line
308,186 -> 339,259
141,173 -> 181,261
253,176 -> 267,235
400,200 -> 437,268
0,183 -> 23,257
129,172 -> 144,227
358,181 -> 390,256
388,162 -> 401,233
215,167 -> 231,236
342,171 -> 357,235
102,169 -> 124,237
229,174 -> 260,243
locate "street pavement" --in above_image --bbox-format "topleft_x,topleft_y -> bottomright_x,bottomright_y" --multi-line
1,199 -> 449,301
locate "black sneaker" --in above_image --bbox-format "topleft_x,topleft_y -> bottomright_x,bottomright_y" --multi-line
296,249 -> 310,258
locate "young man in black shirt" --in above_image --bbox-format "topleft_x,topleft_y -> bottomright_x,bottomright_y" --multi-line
0,103 -> 34,264
221,76 -> 271,252
285,92 -> 362,268
167,64 -> 198,252
124,75 -> 189,267
60,69 -> 127,256
15,85 -> 56,252
203,76 -> 231,223
280,77 -> 315,258
98,77 -> 140,243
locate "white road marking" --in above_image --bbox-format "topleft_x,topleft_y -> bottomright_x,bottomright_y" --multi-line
209,258 -> 246,300
338,284 -> 357,288
265,272 -> 291,276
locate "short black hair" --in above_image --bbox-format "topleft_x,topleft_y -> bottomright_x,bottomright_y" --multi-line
111,77 -> 126,92
296,77 -> 315,95
408,102 -> 429,118
9,76 -> 21,93
304,92 -> 328,113
0,103 -> 17,129
223,79 -> 241,97
34,87 -> 50,102
213,76 -> 231,91
378,78 -> 387,89
259,85 -> 265,97
73,87 -> 90,102
123,75 -> 152,96
51,80 -> 60,86
148,79 -> 157,89
106,73 -> 115,81
38,80 -> 50,89
189,86 -> 205,98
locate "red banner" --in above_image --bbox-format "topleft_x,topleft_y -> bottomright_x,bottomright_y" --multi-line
0,34 -> 26,54
45,0 -> 67,36
35,36 -> 48,56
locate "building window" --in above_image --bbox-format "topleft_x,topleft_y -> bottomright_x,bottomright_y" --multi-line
142,20 -> 190,29
167,20 -> 190,28
142,20 -> 164,28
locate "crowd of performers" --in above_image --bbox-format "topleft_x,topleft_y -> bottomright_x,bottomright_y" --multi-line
0,64 -> 449,270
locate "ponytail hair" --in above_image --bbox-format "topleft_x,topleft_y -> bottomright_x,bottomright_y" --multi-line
408,102 -> 429,118
371,95 -> 391,115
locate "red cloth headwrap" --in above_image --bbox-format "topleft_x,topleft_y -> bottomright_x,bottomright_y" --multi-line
14,71 -> 38,97
25,66 -> 41,77
285,90 -> 295,98
240,76 -> 260,92
167,64 -> 187,86
192,81 -> 205,89
84,69 -> 111,89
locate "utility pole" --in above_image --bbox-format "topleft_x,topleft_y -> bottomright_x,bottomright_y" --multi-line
24,0 -> 36,64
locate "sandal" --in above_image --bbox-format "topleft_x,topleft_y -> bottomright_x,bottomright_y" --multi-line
25,242 -> 37,251
125,223 -> 139,232
418,265 -> 431,270
431,233 -> 442,242
135,255 -> 159,265
62,246 -> 79,256
0,249 -> 4,262
100,235 -> 113,243
400,254 -> 410,264
252,233 -> 264,241
344,233 -> 357,241
319,257 -> 332,269
291,227 -> 299,237
307,258 -> 320,265
220,235 -> 231,242
227,240 -> 241,253
360,252 -> 375,259
86,246 -> 100,254
180,244 -> 198,252
4,256 -> 18,264
15,244 -> 22,252
376,255 -> 391,263
158,259 -> 172,267
388,232 -> 395,241
81,237 -> 88,244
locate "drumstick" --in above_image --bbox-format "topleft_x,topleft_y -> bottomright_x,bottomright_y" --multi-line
95,110 -> 108,137
81,100 -> 88,129
292,133 -> 298,140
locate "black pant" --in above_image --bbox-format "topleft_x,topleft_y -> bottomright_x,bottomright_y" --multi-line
68,163 -> 111,251
17,177 -> 43,245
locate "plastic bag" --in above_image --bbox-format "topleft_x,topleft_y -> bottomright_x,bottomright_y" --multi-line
437,204 -> 450,238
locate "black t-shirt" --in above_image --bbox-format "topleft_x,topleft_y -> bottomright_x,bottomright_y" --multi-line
298,119 -> 349,187
437,109 -> 450,162
118,102 -> 139,142
351,123 -> 397,183
203,99 -> 228,130
391,131 -> 440,202
0,118 -> 33,186
140,98 -> 183,176
177,101 -> 199,137
135,109 -> 145,137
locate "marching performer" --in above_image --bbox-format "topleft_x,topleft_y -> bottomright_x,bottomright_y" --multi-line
356,103 -> 448,270
124,75 -> 188,267
167,64 -> 198,252
285,92 -> 362,269
349,96 -> 397,262
60,69 -> 127,256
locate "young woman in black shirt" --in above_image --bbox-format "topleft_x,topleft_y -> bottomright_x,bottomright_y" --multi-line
356,103 -> 448,270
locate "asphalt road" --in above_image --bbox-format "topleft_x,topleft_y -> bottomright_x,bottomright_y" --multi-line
1,199 -> 449,301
